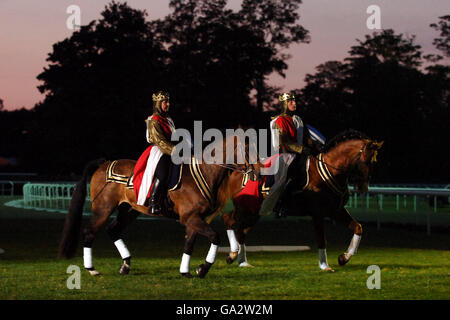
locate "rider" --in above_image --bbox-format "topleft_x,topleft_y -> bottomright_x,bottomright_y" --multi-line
270,92 -> 311,217
135,91 -> 175,216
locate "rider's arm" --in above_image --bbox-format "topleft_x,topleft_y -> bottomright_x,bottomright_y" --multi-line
275,124 -> 304,154
146,119 -> 175,155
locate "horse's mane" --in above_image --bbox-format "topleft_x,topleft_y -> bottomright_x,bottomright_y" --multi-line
322,129 -> 369,152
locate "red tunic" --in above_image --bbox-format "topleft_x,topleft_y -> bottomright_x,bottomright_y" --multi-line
274,115 -> 297,152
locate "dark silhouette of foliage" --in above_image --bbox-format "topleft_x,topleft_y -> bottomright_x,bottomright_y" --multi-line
430,15 -> 450,58
15,0 -> 309,175
298,29 -> 450,183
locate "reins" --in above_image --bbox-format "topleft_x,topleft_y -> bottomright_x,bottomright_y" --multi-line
312,144 -> 366,172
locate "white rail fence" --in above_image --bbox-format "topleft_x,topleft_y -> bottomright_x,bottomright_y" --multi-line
4,183 -> 450,235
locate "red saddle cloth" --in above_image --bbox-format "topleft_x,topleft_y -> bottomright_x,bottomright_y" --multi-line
133,145 -> 155,201
233,154 -> 280,214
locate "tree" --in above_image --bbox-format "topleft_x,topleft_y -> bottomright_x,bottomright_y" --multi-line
299,29 -> 449,182
154,0 -> 309,128
33,2 -> 165,173
430,15 -> 450,58
30,0 -> 310,174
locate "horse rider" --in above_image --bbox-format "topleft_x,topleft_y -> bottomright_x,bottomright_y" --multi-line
269,92 -> 313,217
134,91 -> 175,216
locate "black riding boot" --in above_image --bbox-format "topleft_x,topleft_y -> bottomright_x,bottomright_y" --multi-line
273,153 -> 308,218
148,177 -> 165,216
273,179 -> 292,218
148,154 -> 171,216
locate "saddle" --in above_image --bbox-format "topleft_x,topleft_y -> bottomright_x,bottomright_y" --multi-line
241,154 -> 310,195
237,154 -> 311,216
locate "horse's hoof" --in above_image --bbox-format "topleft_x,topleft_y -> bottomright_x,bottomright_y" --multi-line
238,261 -> 254,268
181,272 -> 193,278
86,268 -> 100,276
226,252 -> 238,264
338,253 -> 350,266
323,267 -> 335,273
226,255 -> 235,265
196,263 -> 212,278
119,264 -> 130,275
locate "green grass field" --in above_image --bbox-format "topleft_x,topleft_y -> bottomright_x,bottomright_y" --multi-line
0,196 -> 449,300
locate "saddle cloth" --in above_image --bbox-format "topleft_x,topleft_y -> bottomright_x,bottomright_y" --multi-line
105,157 -> 182,204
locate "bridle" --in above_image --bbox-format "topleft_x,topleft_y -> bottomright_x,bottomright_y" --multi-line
313,143 -> 367,172
215,140 -> 258,177
314,142 -> 370,199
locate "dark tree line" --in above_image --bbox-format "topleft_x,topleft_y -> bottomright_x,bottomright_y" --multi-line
0,2 -> 448,183
297,27 -> 449,183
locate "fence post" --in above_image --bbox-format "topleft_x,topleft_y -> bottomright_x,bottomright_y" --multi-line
376,194 -> 381,230
426,195 -> 431,236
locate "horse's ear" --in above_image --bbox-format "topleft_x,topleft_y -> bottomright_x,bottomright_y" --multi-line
365,140 -> 384,149
374,141 -> 384,149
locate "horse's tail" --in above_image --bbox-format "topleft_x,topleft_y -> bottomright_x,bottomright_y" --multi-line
58,158 -> 106,258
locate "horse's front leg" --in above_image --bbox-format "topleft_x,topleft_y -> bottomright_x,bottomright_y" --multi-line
336,208 -> 362,266
222,210 -> 239,264
223,209 -> 255,267
184,214 -> 220,278
179,228 -> 198,278
312,215 -> 335,272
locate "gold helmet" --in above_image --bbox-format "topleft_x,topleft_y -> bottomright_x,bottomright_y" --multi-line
152,91 -> 170,115
278,92 -> 296,114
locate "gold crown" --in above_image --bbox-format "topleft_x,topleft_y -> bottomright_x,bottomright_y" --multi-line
279,92 -> 295,102
152,92 -> 170,102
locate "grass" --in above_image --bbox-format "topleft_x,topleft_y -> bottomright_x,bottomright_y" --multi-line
0,196 -> 449,300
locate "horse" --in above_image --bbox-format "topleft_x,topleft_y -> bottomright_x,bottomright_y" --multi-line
58,135 -> 256,278
222,129 -> 384,272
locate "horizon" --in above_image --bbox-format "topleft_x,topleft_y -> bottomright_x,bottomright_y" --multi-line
0,0 -> 448,111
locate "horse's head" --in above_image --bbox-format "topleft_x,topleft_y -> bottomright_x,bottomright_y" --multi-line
348,139 -> 384,193
221,134 -> 262,181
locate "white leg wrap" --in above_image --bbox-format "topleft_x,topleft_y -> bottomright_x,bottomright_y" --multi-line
114,239 -> 131,259
206,244 -> 219,264
318,248 -> 329,270
83,247 -> 93,269
180,253 -> 191,273
237,244 -> 247,264
227,230 -> 239,253
347,234 -> 361,256
237,244 -> 253,267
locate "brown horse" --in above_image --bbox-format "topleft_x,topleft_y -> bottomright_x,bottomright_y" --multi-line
58,135 -> 255,278
222,130 -> 384,271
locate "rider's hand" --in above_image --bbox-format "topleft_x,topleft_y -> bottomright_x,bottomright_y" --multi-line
301,146 -> 311,157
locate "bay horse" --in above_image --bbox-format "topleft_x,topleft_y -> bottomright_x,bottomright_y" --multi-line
58,135 -> 256,278
222,130 -> 384,272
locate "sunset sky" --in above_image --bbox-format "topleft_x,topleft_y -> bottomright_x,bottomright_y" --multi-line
0,0 -> 448,110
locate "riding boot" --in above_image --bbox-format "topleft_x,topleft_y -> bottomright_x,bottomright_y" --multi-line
273,180 -> 292,218
148,177 -> 165,216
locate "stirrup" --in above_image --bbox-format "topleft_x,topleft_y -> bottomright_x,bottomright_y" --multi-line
148,201 -> 162,215
273,202 -> 286,218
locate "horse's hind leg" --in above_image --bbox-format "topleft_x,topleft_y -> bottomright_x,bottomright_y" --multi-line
83,203 -> 116,276
335,208 -> 362,266
106,203 -> 139,275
